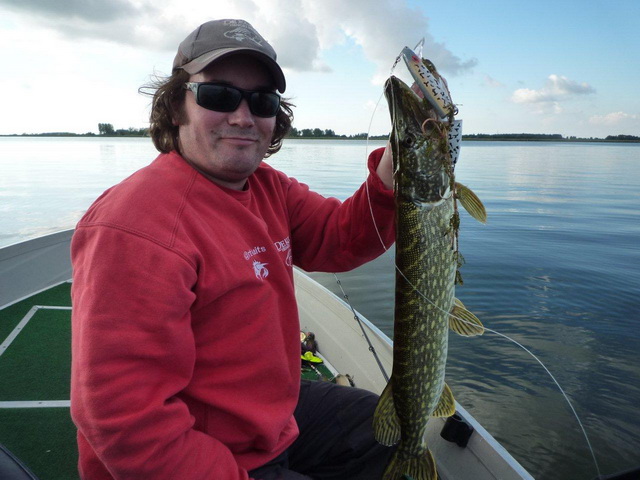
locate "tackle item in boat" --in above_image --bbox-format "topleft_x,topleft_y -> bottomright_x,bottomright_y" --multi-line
301,356 -> 329,382
373,46 -> 486,480
300,337 -> 331,382
301,351 -> 323,364
334,374 -> 355,387
300,330 -> 318,353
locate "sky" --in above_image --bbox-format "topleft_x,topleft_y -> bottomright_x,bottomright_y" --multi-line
0,0 -> 638,138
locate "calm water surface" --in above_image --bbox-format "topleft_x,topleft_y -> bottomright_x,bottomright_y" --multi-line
1,137 -> 639,479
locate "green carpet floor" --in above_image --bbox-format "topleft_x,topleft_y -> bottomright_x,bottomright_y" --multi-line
0,282 -> 77,479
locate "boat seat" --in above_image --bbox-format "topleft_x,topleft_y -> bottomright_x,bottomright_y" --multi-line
0,444 -> 39,480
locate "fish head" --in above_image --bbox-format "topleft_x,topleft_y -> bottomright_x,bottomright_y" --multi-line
385,75 -> 453,205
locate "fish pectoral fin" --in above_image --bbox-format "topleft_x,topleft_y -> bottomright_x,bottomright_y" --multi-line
431,383 -> 456,418
455,182 -> 487,224
373,380 -> 401,446
449,302 -> 485,336
383,448 -> 437,480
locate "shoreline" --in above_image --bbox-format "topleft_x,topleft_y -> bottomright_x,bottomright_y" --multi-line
1,134 -> 639,144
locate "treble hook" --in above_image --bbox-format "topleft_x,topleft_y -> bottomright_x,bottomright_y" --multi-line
421,117 -> 447,142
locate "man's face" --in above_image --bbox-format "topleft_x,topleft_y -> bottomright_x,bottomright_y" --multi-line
177,54 -> 277,190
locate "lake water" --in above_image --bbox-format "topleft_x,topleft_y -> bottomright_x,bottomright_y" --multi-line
1,137 -> 639,479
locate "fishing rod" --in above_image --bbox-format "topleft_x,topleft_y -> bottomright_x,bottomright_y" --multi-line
333,274 -> 389,383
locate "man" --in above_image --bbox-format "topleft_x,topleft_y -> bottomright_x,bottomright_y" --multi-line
71,19 -> 395,479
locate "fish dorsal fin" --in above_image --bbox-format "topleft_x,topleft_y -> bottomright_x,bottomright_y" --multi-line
455,182 -> 487,224
449,300 -> 485,336
432,383 -> 456,418
372,380 -> 401,446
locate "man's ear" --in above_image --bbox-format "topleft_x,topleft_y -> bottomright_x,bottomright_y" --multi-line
171,102 -> 187,126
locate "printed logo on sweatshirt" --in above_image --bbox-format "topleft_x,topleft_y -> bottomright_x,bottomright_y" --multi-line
274,236 -> 293,267
253,260 -> 269,280
244,246 -> 269,281
244,246 -> 267,260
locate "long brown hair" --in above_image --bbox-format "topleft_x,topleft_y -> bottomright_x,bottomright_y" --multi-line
140,71 -> 294,157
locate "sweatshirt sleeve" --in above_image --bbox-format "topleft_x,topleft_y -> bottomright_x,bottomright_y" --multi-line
70,226 -> 250,480
287,147 -> 395,272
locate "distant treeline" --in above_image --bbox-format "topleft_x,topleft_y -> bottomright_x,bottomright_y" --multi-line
3,131 -> 99,137
462,133 -> 640,142
2,124 -> 638,143
604,134 -> 640,141
98,123 -> 149,136
287,127 -> 387,140
1,124 -> 149,137
287,130 -> 640,142
463,133 -> 563,141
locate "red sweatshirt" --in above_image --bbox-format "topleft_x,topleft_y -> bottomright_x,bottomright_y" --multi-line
71,148 -> 394,479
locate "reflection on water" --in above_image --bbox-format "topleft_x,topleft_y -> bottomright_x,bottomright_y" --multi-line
2,138 -> 640,478
304,141 -> 640,479
0,137 -> 155,246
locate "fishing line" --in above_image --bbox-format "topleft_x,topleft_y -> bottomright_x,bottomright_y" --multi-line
350,50 -> 602,477
363,89 -> 392,253
395,266 -> 602,477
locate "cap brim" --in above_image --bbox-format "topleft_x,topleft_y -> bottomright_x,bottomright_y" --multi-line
179,47 -> 286,93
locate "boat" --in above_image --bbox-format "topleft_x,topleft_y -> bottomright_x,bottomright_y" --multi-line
0,229 -> 533,480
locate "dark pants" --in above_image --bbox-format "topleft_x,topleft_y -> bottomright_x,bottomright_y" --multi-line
249,380 -> 395,480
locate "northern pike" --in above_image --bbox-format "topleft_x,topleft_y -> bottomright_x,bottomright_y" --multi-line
373,47 -> 487,480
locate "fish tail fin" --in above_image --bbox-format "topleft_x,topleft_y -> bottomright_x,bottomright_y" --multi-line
373,380 -> 401,446
431,383 -> 456,418
449,298 -> 485,336
382,447 -> 438,480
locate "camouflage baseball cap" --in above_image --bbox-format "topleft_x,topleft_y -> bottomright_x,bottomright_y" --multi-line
173,19 -> 286,93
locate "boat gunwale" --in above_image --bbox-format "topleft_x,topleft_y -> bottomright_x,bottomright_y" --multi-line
0,230 -> 533,480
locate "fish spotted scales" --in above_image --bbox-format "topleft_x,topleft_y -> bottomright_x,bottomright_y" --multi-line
373,46 -> 487,480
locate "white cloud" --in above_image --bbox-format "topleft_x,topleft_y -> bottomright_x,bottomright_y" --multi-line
483,75 -> 505,88
589,111 -> 638,125
512,74 -> 595,105
302,0 -> 476,82
0,0 -> 142,22
250,0 -> 331,72
0,0 -> 477,135
0,0 -> 475,77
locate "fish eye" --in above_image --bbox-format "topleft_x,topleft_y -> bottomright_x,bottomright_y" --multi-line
402,131 -> 415,148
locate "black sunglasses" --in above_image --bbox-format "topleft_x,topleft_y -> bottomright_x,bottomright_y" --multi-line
184,82 -> 281,118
